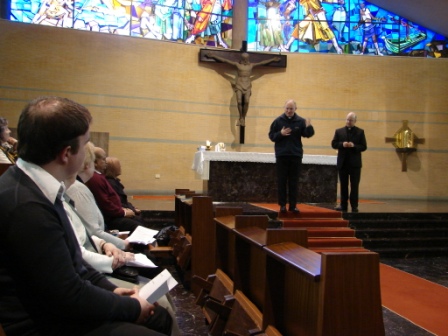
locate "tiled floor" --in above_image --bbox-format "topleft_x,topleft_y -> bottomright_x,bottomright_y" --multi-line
134,197 -> 448,336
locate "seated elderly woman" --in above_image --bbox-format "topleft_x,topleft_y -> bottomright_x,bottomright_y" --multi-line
67,142 -> 132,251
66,142 -> 181,335
67,142 -> 161,269
105,156 -> 143,220
0,117 -> 18,164
86,146 -> 143,231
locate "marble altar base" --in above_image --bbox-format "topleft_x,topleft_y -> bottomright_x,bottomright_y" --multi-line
204,161 -> 337,203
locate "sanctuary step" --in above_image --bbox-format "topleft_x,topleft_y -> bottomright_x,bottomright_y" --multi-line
347,213 -> 448,258
308,237 -> 364,248
277,206 -> 366,251
307,227 -> 356,237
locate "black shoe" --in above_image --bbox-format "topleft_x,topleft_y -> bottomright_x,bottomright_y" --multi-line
335,205 -> 347,212
289,207 -> 300,213
280,206 -> 287,213
352,208 -> 359,213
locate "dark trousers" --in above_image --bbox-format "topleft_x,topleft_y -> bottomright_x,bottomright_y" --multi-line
276,156 -> 302,207
338,165 -> 361,209
85,305 -> 173,336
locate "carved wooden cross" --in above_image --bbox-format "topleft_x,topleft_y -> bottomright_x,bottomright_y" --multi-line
199,43 -> 287,144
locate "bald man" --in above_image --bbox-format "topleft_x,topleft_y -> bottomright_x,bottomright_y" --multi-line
269,99 -> 315,213
331,112 -> 367,212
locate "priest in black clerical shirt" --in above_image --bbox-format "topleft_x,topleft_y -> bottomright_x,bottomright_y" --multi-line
331,112 -> 368,213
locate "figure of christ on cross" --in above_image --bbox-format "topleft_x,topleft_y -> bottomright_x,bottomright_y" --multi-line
205,51 -> 281,127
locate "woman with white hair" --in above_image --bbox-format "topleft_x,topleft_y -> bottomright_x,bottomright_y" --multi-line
0,117 -> 18,164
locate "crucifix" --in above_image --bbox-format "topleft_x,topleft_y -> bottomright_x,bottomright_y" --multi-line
199,42 -> 287,144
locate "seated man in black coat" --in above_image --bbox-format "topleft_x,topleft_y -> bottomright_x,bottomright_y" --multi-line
0,96 -> 172,336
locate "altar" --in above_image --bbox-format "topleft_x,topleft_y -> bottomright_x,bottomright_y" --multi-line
192,151 -> 338,203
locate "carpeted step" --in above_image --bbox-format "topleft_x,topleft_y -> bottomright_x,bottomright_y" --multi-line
307,227 -> 355,238
307,237 -> 364,248
252,203 -> 342,219
278,211 -> 342,219
282,219 -> 350,228
310,247 -> 371,253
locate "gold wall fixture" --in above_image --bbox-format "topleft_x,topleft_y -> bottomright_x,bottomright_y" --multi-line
385,120 -> 425,172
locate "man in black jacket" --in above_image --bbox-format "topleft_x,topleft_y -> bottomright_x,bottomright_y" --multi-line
0,97 -> 172,336
331,112 -> 368,213
269,99 -> 315,213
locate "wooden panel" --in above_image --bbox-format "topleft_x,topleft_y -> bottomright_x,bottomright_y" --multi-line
233,224 -> 309,314
319,253 -> 385,336
235,215 -> 269,230
223,290 -> 264,335
90,131 -> 109,154
213,207 -> 243,278
265,228 -> 308,248
191,196 -> 214,295
263,242 -> 322,335
263,243 -> 384,335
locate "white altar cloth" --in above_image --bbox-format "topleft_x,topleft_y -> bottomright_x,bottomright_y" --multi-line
192,151 -> 337,180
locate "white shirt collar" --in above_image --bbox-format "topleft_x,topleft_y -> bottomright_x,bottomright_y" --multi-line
16,158 -> 66,204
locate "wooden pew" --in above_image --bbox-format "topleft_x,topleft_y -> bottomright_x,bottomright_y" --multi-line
148,226 -> 193,286
223,290 -> 264,336
190,196 -> 244,295
233,222 -> 308,314
174,189 -> 201,234
203,290 -> 284,336
214,214 -> 265,280
262,325 -> 282,336
204,290 -> 264,336
263,242 -> 385,336
193,268 -> 234,331
214,214 -> 308,313
174,192 -> 243,295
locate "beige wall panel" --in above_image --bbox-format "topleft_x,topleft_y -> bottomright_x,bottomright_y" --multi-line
1,20 -> 448,200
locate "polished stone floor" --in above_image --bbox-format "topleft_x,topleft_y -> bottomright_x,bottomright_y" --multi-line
133,197 -> 448,336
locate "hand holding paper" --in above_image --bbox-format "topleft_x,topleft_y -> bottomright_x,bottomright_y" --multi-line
139,269 -> 178,304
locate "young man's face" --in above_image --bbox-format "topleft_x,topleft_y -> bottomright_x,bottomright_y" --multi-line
67,131 -> 90,179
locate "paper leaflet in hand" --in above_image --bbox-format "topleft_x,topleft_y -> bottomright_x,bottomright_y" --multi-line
125,253 -> 158,268
139,269 -> 178,304
126,226 -> 159,245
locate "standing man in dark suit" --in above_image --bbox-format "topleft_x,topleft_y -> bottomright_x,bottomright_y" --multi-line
0,97 -> 172,336
269,99 -> 315,213
331,112 -> 367,213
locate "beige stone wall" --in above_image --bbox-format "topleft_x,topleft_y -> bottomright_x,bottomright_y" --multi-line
1,20 -> 448,200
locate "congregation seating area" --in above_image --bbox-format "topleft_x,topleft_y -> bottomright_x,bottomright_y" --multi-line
170,189 -> 385,335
